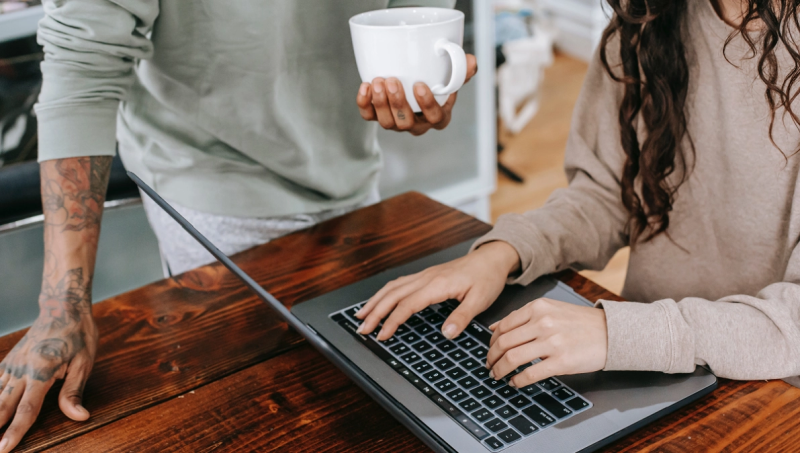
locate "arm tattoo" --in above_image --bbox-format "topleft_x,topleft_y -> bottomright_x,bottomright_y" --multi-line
42,156 -> 112,232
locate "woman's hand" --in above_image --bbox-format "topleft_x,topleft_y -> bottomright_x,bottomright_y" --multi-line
486,298 -> 608,388
356,54 -> 478,136
356,241 -> 520,341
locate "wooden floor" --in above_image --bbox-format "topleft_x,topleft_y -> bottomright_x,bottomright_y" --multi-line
491,52 -> 629,295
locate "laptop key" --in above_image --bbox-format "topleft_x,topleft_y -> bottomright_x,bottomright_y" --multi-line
406,315 -> 424,327
448,349 -> 468,361
426,332 -> 446,344
509,415 -> 538,436
498,428 -> 522,444
483,395 -> 503,409
509,394 -> 532,408
471,408 -> 493,422
459,358 -> 480,371
331,312 -> 345,322
380,336 -> 399,346
390,344 -> 410,355
465,322 -> 492,346
412,361 -> 432,373
395,324 -> 410,335
438,341 -> 456,352
344,306 -> 360,320
471,346 -> 489,359
454,413 -> 489,440
415,324 -> 434,335
434,358 -> 455,370
400,332 -> 421,344
430,392 -> 463,418
459,398 -> 480,412
435,379 -> 456,392
552,387 -> 576,401
469,385 -> 491,399
519,384 -> 542,396
497,386 -> 518,399
471,367 -> 490,379
418,307 -> 435,317
496,405 -> 518,419
412,341 -> 432,353
438,306 -> 453,316
400,352 -> 421,364
566,397 -> 590,411
426,313 -> 445,324
447,388 -> 468,402
457,337 -> 478,350
538,377 -> 560,391
422,350 -> 444,361
423,369 -> 444,383
533,393 -> 573,419
385,357 -> 404,369
457,376 -> 479,389
484,378 -> 505,389
522,405 -> 556,427
446,367 -> 467,380
484,437 -> 504,450
484,417 -> 508,433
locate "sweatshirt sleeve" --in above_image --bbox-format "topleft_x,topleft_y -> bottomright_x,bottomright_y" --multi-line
472,45 -> 630,285
597,242 -> 800,381
35,0 -> 158,162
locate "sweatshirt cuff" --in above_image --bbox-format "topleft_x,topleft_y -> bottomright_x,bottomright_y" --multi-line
35,101 -> 119,162
597,299 -> 695,373
470,215 -> 559,286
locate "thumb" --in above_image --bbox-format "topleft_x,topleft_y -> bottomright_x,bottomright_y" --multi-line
441,289 -> 488,340
58,355 -> 92,421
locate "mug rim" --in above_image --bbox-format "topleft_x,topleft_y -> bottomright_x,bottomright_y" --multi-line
349,7 -> 464,29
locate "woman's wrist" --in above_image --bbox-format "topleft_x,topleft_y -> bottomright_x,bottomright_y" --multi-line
474,241 -> 521,276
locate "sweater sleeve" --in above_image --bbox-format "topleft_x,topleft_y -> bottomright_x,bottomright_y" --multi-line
35,0 -> 158,162
597,241 -> 800,381
472,45 -> 630,285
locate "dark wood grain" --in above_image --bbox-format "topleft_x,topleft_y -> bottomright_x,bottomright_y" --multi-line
0,192 -> 490,452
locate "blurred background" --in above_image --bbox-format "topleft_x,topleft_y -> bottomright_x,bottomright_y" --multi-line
0,0 -> 626,335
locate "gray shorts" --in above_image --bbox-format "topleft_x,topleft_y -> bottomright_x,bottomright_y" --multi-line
141,189 -> 380,276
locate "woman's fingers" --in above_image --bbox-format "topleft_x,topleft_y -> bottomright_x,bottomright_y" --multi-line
508,358 -> 559,389
487,321 -> 539,370
370,78 -> 397,129
489,337 -> 548,381
385,78 -> 416,130
490,305 -> 534,348
413,83 -> 445,125
59,355 -> 92,421
358,276 -> 429,336
441,288 -> 491,340
356,83 -> 377,121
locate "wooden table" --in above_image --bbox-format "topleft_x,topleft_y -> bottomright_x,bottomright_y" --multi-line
2,193 -> 799,452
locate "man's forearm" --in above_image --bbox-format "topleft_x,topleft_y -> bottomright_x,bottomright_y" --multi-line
38,157 -> 112,323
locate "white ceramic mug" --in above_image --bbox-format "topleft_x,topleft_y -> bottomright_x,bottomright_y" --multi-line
349,8 -> 467,113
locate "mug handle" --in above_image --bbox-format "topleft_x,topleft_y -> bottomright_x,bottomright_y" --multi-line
430,38 -> 467,96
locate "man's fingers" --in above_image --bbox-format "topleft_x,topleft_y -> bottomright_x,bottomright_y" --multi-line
413,83 -> 445,125
59,355 -> 92,421
356,83 -> 377,121
385,78 -> 415,130
0,382 -> 46,453
370,78 -> 396,129
0,378 -> 24,430
465,53 -> 478,83
441,289 -> 488,340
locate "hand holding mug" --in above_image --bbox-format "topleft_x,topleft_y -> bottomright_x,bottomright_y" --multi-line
356,55 -> 477,136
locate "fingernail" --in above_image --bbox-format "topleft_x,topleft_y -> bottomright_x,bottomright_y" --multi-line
356,323 -> 365,334
374,83 -> 383,94
377,329 -> 386,340
387,79 -> 399,94
415,83 -> 426,96
508,379 -> 517,388
442,324 -> 457,339
359,83 -> 368,96
489,370 -> 496,379
489,321 -> 499,331
0,438 -> 8,451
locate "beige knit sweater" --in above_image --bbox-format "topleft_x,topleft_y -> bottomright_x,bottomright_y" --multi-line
475,0 -> 800,384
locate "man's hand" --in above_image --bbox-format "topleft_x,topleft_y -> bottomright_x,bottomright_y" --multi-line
486,298 -> 608,388
0,156 -> 111,452
356,54 -> 478,136
356,241 -> 519,341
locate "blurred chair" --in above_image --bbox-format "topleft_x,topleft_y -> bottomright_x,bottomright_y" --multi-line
0,157 -> 163,336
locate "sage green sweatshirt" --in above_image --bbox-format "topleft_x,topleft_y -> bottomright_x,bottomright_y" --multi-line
474,0 -> 800,384
34,0 -> 454,217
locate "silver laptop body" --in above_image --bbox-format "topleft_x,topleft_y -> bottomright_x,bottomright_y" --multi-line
132,172 -> 717,453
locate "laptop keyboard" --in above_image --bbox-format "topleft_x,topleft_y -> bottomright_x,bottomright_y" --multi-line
330,299 -> 592,451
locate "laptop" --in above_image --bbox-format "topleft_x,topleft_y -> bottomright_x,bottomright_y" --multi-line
131,172 -> 717,453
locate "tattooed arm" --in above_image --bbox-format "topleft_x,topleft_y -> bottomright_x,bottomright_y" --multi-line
0,156 -> 111,452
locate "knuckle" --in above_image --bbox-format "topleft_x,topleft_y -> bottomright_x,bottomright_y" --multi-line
547,333 -> 564,350
504,348 -> 521,364
16,402 -> 35,415
538,315 -> 555,331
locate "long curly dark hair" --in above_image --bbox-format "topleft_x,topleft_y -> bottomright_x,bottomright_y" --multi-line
599,0 -> 800,244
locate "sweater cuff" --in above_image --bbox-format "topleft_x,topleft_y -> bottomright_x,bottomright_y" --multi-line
597,299 -> 695,373
470,215 -> 558,286
35,101 -> 119,162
